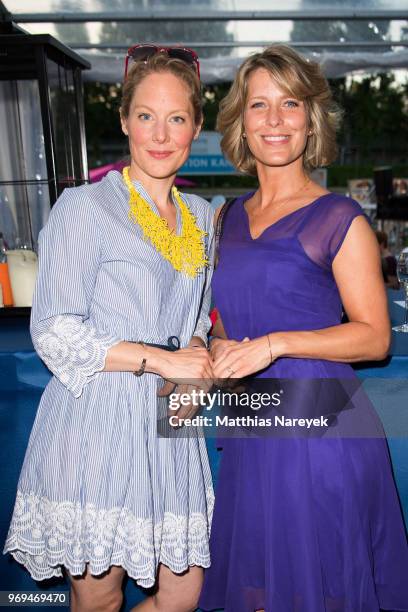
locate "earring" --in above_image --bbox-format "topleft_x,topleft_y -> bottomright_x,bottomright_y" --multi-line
242,132 -> 247,138
308,129 -> 313,135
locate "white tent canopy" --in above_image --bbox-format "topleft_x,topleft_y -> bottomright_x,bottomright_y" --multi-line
2,0 -> 408,82
80,47 -> 408,83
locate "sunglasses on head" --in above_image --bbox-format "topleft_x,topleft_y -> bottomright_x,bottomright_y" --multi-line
124,44 -> 200,79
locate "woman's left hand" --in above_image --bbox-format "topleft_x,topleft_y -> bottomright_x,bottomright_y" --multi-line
209,337 -> 239,362
212,335 -> 274,379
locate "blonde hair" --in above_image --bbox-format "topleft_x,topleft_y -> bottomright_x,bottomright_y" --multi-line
120,53 -> 202,126
217,44 -> 342,175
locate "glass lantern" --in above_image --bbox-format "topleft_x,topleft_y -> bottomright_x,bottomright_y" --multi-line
0,33 -> 90,252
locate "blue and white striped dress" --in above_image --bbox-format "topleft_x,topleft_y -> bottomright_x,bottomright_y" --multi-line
3,170 -> 214,585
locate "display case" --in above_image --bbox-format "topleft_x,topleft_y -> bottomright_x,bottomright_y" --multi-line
0,33 -> 90,252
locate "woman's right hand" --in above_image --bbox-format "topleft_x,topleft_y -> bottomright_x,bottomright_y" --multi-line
149,345 -> 214,383
152,347 -> 214,426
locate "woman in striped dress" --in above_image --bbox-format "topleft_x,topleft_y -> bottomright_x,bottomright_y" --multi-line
4,50 -> 214,612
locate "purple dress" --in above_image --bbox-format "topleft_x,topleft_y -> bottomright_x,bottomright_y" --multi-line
199,193 -> 408,612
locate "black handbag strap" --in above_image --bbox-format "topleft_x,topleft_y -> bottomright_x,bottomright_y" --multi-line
214,198 -> 235,269
144,336 -> 180,351
132,336 -> 180,351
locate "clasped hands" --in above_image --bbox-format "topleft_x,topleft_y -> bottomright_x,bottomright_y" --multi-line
209,335 -> 275,380
158,335 -> 275,427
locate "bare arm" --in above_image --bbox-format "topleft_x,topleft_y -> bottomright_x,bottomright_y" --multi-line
271,216 -> 390,362
212,216 -> 390,378
104,340 -> 213,381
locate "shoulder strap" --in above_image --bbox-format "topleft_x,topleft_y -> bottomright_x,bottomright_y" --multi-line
214,198 -> 235,269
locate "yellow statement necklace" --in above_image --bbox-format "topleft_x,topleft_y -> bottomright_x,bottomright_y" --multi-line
123,166 -> 208,278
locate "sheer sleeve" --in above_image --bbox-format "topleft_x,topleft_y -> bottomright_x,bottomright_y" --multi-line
30,188 -> 121,398
298,196 -> 368,271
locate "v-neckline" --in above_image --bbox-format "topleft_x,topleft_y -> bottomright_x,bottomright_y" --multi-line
242,191 -> 333,241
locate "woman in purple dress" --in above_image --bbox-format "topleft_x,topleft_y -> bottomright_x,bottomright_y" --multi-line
199,45 -> 408,612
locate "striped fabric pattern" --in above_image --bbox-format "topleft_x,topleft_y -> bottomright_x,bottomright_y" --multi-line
3,171 -> 215,585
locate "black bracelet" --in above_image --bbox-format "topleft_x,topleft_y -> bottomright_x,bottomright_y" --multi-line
133,342 -> 146,377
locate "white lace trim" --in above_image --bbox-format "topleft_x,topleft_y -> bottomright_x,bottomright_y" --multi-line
4,489 -> 214,586
35,316 -> 120,398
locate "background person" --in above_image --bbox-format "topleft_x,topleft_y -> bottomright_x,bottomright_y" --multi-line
376,229 -> 399,289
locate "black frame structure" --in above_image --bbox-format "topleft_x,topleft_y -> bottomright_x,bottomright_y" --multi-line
0,32 -> 90,209
0,29 -> 89,314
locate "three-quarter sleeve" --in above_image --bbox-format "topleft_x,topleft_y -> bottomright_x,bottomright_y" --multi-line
30,188 -> 121,398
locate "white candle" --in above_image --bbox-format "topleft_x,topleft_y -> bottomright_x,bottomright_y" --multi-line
6,249 -> 38,307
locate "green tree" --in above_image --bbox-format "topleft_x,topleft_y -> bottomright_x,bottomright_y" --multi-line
83,82 -> 124,167
332,73 -> 408,165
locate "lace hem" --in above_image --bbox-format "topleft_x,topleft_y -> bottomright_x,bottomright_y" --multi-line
34,316 -> 121,398
4,489 -> 214,586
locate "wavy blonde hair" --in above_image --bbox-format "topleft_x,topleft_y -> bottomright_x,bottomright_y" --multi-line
217,44 -> 342,175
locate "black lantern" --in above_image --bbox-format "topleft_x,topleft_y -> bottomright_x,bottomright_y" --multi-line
0,31 -> 90,251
